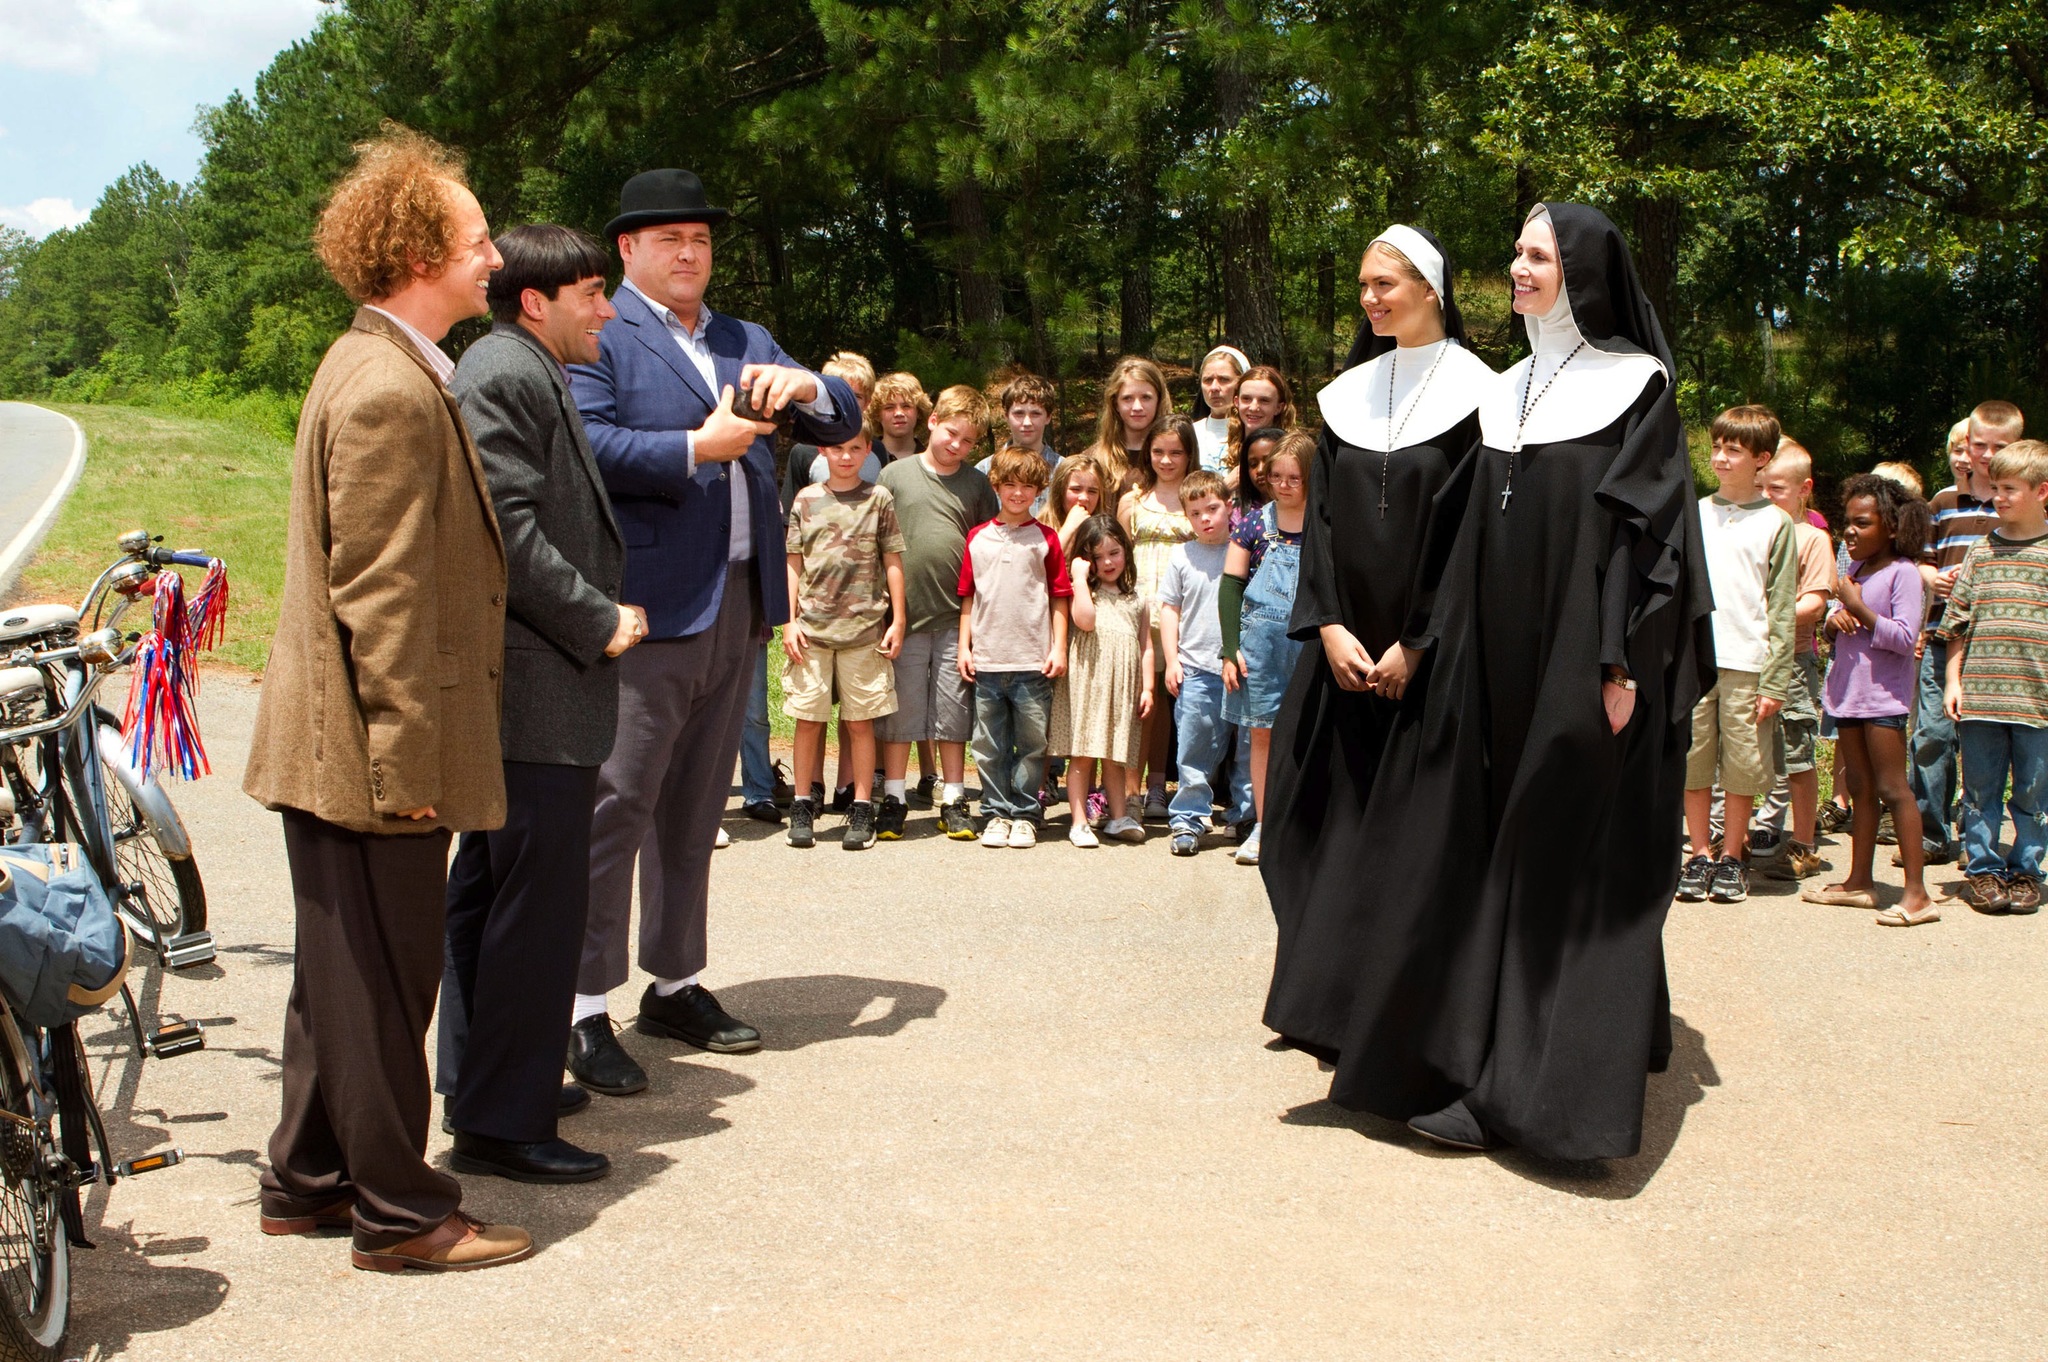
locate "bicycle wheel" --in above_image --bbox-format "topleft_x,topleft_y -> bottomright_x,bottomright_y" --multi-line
0,1029 -> 69,1362
99,763 -> 206,942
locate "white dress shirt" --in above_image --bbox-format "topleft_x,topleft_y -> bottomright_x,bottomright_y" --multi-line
620,277 -> 832,563
365,305 -> 455,387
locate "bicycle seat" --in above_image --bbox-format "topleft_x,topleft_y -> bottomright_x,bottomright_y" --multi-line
0,667 -> 44,701
0,604 -> 77,642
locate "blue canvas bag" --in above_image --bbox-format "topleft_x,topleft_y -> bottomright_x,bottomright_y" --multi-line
0,843 -> 129,1027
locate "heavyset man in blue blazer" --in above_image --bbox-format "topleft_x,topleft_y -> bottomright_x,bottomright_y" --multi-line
564,169 -> 861,1093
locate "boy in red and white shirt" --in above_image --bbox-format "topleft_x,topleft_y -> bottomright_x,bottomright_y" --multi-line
958,447 -> 1072,847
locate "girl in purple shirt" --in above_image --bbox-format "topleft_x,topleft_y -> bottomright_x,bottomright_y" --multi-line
1807,474 -> 1937,924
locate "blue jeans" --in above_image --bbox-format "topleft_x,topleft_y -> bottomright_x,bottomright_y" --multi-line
1169,668 -> 1254,835
1908,638 -> 1958,849
973,671 -> 1054,821
1958,720 -> 2048,881
739,645 -> 775,804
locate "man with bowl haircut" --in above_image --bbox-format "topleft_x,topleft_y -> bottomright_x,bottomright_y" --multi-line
243,127 -> 528,1272
567,169 -> 862,1092
437,223 -> 642,1186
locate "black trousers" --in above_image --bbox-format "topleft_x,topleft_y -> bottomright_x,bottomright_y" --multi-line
263,809 -> 458,1239
437,760 -> 599,1143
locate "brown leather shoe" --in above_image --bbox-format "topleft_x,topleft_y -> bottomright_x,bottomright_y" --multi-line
2007,877 -> 2041,914
1965,872 -> 2013,913
351,1211 -> 533,1273
259,1194 -> 355,1236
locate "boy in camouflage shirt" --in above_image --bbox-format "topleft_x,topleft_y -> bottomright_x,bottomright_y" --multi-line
783,428 -> 908,850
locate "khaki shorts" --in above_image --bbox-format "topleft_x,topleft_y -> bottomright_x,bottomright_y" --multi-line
783,640 -> 898,723
1687,668 -> 1782,798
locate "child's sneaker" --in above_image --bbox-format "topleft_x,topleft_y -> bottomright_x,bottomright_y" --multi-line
714,826 -> 731,850
1816,800 -> 1853,835
1965,872 -> 2012,912
1675,854 -> 1714,902
874,795 -> 907,841
980,817 -> 1011,848
1875,811 -> 1897,845
1758,839 -> 1822,880
1170,832 -> 1200,856
1086,790 -> 1109,827
843,800 -> 876,851
830,783 -> 855,814
939,800 -> 976,839
1143,791 -> 1171,823
787,800 -> 815,849
1708,855 -> 1749,904
1069,822 -> 1100,848
1234,824 -> 1262,866
1007,820 -> 1038,849
912,774 -> 938,808
2008,877 -> 2042,914
1104,816 -> 1145,843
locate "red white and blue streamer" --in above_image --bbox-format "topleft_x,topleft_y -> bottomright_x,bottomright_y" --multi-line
121,561 -> 229,781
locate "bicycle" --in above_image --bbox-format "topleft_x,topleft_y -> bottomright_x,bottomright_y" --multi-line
0,532 -> 224,1360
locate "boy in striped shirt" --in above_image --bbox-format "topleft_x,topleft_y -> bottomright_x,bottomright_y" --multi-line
1913,400 -> 2023,863
1940,439 -> 2048,913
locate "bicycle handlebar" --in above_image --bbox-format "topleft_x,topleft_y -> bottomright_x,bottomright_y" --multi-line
147,549 -> 216,570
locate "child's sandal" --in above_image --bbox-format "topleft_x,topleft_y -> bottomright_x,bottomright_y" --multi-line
1874,904 -> 1940,927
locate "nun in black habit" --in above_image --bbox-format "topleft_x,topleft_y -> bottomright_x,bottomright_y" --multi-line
1261,225 -> 1494,1055
1267,203 -> 1715,1162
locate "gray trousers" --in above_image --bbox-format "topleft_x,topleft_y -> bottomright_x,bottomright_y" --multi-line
579,565 -> 761,995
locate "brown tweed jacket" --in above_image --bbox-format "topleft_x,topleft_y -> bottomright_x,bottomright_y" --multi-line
244,308 -> 508,835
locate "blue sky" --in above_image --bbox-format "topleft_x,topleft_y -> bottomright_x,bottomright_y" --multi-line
0,0 -> 326,236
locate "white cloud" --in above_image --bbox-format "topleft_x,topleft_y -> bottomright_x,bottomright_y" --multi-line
0,197 -> 90,236
0,0 -> 328,76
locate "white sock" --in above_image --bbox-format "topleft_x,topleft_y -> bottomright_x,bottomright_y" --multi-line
653,974 -> 698,996
884,779 -> 907,800
571,993 -> 609,1024
942,782 -> 965,804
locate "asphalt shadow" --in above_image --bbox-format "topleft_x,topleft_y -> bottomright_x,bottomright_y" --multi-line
704,974 -> 948,1053
1277,1014 -> 1719,1199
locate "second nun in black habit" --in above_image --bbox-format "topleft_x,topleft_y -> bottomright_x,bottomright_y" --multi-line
1261,224 -> 1493,1053
1270,203 -> 1714,1162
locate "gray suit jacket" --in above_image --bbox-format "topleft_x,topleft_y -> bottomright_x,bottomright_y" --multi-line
452,324 -> 626,767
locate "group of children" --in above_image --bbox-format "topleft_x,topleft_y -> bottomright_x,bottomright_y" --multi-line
773,347 -> 1309,858
1678,399 -> 2048,925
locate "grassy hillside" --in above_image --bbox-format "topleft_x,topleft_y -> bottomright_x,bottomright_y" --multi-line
12,404 -> 292,672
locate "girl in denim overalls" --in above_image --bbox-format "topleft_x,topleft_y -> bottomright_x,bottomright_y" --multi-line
1220,431 -> 1312,866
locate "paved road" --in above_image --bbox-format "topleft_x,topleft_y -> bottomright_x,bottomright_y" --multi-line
64,675 -> 2048,1359
0,402 -> 84,596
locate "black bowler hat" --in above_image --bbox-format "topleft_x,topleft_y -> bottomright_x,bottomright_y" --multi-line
603,169 -> 731,240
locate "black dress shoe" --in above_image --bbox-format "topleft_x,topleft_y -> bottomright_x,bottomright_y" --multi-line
566,1015 -> 649,1095
740,799 -> 783,824
634,983 -> 762,1053
450,1131 -> 609,1184
1408,1099 -> 1490,1151
559,1082 -> 590,1117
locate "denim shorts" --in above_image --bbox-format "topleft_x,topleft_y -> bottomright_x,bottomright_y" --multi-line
1221,611 -> 1303,728
1833,713 -> 1907,731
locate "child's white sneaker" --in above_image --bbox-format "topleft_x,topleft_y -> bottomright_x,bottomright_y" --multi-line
1103,815 -> 1146,843
1234,823 -> 1262,866
714,826 -> 731,850
980,817 -> 1011,847
1069,822 -> 1100,849
1008,820 -> 1038,849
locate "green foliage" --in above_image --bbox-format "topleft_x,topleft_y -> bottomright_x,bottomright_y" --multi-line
0,0 -> 2040,490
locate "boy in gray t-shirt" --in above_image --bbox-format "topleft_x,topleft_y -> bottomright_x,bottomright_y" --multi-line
1158,471 -> 1254,852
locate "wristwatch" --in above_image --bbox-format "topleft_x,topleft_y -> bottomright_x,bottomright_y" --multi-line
1604,667 -> 1637,691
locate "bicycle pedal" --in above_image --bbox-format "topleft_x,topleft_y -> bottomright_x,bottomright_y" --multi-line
146,1018 -> 205,1058
162,931 -> 215,969
116,1148 -> 183,1178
